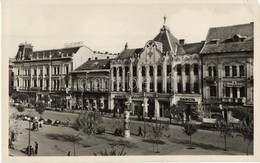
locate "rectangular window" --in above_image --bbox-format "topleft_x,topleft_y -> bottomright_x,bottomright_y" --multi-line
210,86 -> 216,96
239,66 -> 244,77
177,65 -> 182,76
194,64 -> 199,75
57,67 -> 60,75
226,87 -> 230,97
66,66 -> 69,74
40,80 -> 43,88
40,69 -> 43,75
233,87 -> 237,98
167,65 -> 171,76
225,66 -> 230,77
150,83 -> 154,92
232,66 -> 237,77
66,80 -> 69,88
213,66 -> 217,77
46,80 -> 49,89
208,67 -> 212,77
113,67 -> 117,77
46,67 -> 49,75
194,83 -> 199,93
34,80 -> 37,87
119,67 -> 123,77
125,67 -> 129,76
167,83 -> 171,93
157,66 -> 162,76
186,83 -> 190,93
18,70 -> 20,75
157,83 -> 162,93
240,87 -> 245,97
113,83 -> 117,91
17,80 -> 19,86
177,83 -> 182,93
34,69 -> 37,75
149,66 -> 153,76
185,65 -> 190,75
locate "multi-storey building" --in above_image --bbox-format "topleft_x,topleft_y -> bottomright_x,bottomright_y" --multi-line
12,42 -> 113,108
9,58 -> 15,97
200,22 -> 254,121
110,21 -> 204,119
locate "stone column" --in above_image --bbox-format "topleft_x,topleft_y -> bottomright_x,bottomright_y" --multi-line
154,65 -> 157,92
173,65 -> 178,93
162,60 -> 167,93
182,64 -> 186,93
111,67 -> 114,91
190,64 -> 194,93
30,67 -> 33,88
237,87 -> 240,98
110,96 -> 114,111
230,87 -> 233,98
143,97 -> 148,117
129,63 -> 133,91
171,63 -> 174,93
155,98 -> 160,118
49,64 -> 52,91
116,67 -> 120,92
137,64 -> 142,92
236,65 -> 239,77
100,96 -> 104,110
146,66 -> 150,92
199,65 -> 202,94
229,66 -> 232,77
122,67 -> 125,92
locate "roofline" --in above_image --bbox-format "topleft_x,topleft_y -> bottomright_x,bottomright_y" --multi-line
208,22 -> 253,30
70,69 -> 110,73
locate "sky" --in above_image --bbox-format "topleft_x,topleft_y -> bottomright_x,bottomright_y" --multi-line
2,0 -> 257,58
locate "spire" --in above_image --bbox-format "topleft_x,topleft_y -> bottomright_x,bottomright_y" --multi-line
163,15 -> 166,25
125,42 -> 128,50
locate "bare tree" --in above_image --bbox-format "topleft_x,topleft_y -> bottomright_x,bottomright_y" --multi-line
183,121 -> 198,149
215,119 -> 233,151
73,111 -> 103,147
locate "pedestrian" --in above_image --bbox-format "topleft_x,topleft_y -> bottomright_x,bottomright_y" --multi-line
35,142 -> 38,155
67,151 -> 71,156
36,121 -> 39,130
137,126 -> 143,136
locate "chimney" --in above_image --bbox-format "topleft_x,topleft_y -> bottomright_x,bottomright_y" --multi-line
179,39 -> 185,45
107,56 -> 110,59
125,42 -> 128,50
95,57 -> 98,60
88,58 -> 91,61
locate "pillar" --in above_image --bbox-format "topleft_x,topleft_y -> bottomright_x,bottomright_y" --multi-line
129,63 -> 133,91
237,87 -> 240,98
137,64 -> 142,92
122,67 -> 125,91
111,67 -> 114,91
173,65 -> 177,93
49,64 -> 52,91
154,65 -> 157,92
100,96 -> 104,110
116,67 -> 120,92
190,64 -> 194,93
230,87 -> 233,98
182,64 -> 186,93
143,97 -> 148,117
155,98 -> 160,118
146,66 -> 150,92
162,60 -> 167,93
110,96 -> 114,111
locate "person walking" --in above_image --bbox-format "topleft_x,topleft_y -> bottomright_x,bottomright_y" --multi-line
137,126 -> 143,136
35,142 -> 38,155
67,151 -> 71,156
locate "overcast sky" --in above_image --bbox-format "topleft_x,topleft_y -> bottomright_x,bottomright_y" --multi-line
3,0 -> 257,58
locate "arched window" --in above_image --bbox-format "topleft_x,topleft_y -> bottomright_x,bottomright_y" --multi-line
194,64 -> 199,75
142,66 -> 146,77
113,67 -> 117,77
157,65 -> 162,76
149,66 -> 154,76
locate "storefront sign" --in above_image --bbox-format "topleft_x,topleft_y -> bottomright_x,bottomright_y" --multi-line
180,98 -> 196,102
114,95 -> 126,99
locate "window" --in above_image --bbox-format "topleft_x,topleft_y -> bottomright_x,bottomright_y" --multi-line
17,80 -> 19,86
210,86 -> 216,96
232,66 -> 237,77
240,87 -> 245,97
185,65 -> 190,75
157,65 -> 162,76
18,70 -> 20,75
186,83 -> 190,93
40,80 -> 43,88
119,67 -> 123,77
113,67 -> 117,77
213,66 -> 217,77
208,67 -> 212,77
34,79 -> 37,87
46,79 -> 49,89
133,81 -> 137,92
66,80 -> 69,88
157,83 -> 162,93
194,64 -> 199,75
239,66 -> 244,76
150,83 -> 154,92
149,66 -> 154,76
167,83 -> 171,93
225,66 -> 230,77
66,66 -> 69,74
113,83 -> 117,91
11,72 -> 14,77
133,66 -> 137,76
46,67 -> 49,75
232,87 -> 237,98
40,69 -> 43,75
142,66 -> 146,77
142,82 -> 146,91
57,67 -> 60,75
125,82 -> 128,92
177,83 -> 182,93
34,69 -> 37,75
194,83 -> 199,93
167,65 -> 171,76
177,64 -> 182,76
226,87 -> 230,97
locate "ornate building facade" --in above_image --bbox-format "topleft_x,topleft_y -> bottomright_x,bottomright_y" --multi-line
200,22 -> 254,122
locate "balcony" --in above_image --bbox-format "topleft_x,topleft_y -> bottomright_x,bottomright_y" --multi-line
204,76 -> 218,84
221,97 -> 246,104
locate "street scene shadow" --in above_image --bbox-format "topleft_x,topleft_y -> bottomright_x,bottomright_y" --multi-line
143,139 -> 166,145
45,133 -> 83,142
170,137 -> 223,151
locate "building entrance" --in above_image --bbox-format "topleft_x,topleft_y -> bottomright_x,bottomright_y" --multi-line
148,99 -> 155,117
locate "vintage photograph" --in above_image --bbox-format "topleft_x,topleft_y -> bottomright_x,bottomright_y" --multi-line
3,0 -> 258,160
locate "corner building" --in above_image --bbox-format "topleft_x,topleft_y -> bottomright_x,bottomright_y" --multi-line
111,23 -> 203,118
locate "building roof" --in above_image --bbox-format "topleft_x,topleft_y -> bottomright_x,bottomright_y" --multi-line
75,59 -> 110,71
181,42 -> 205,54
200,22 -> 254,54
153,25 -> 179,53
116,48 -> 143,59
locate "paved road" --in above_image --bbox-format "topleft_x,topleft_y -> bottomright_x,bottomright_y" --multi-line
9,106 -> 253,156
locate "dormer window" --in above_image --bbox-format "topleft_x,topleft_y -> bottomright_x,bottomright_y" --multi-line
208,39 -> 219,44
223,34 -> 247,43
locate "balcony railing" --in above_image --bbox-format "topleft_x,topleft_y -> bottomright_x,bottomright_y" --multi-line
71,87 -> 109,92
221,97 -> 246,104
204,76 -> 218,84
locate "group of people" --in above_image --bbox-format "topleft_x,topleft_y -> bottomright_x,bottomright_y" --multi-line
25,142 -> 38,156
31,117 -> 43,131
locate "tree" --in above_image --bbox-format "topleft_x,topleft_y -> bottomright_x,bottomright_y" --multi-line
35,101 -> 46,118
230,106 -> 251,125
238,121 -> 253,155
9,114 -> 22,149
93,145 -> 127,156
146,119 -> 170,153
170,103 -> 187,123
183,121 -> 198,149
42,94 -> 51,106
16,105 -> 25,113
215,119 -> 233,151
73,111 -> 103,147
17,93 -> 29,103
